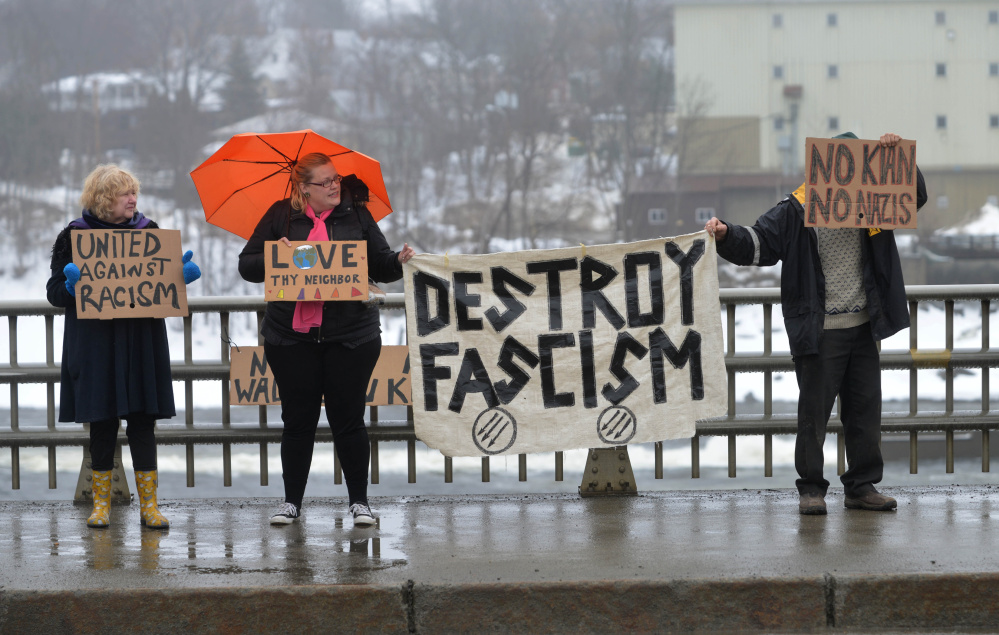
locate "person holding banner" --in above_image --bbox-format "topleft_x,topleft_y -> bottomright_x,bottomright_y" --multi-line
237,152 -> 414,527
46,164 -> 202,530
704,132 -> 927,516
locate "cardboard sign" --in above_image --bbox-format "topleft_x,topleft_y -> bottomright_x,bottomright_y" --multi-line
229,345 -> 412,406
264,240 -> 368,301
71,229 -> 188,319
805,137 -> 918,228
404,233 -> 728,457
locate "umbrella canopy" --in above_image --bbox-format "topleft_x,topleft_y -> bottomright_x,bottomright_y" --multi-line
190,129 -> 393,240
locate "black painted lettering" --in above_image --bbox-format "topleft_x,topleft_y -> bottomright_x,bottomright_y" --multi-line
580,256 -> 625,330
454,271 -> 484,331
413,271 -> 451,337
539,333 -> 576,408
448,348 -> 499,413
835,143 -> 855,186
649,328 -> 704,402
526,258 -> 578,331
420,342 -> 459,412
665,240 -> 704,326
808,188 -> 832,225
810,143 -> 834,185
862,144 -> 879,185
624,251 -> 664,328
601,332 -> 649,405
484,267 -> 535,333
493,336 -> 540,404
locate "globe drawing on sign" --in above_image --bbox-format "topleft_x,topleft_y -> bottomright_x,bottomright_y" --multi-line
292,245 -> 318,270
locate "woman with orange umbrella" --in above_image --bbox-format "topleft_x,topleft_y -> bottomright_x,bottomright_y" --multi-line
238,152 -> 414,527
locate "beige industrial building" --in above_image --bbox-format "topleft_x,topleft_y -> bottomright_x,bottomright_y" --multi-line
636,0 -> 999,243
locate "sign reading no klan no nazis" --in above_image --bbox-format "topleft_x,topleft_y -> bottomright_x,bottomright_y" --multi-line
805,136 -> 918,229
264,240 -> 368,301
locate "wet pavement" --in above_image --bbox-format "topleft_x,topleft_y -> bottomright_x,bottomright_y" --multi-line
3,486 -> 999,633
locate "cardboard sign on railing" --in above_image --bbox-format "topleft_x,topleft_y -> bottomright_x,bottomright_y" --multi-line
804,137 -> 918,229
71,229 -> 189,319
229,345 -> 411,406
264,240 -> 368,302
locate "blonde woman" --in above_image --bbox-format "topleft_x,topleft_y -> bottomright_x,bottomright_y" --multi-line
46,164 -> 201,529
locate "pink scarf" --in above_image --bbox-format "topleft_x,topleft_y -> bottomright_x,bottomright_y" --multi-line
292,205 -> 332,333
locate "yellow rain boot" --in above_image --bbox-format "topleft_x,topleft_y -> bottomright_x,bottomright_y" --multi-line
87,470 -> 112,528
135,470 -> 169,529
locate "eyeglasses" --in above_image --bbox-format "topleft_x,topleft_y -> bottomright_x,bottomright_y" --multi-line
305,175 -> 342,189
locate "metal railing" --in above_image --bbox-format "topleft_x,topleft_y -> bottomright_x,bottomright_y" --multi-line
2,285 -> 998,493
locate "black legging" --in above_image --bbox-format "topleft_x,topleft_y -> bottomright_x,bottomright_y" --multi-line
265,338 -> 381,508
89,415 -> 158,471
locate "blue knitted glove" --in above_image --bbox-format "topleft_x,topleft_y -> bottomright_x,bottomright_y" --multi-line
182,250 -> 201,284
63,263 -> 81,297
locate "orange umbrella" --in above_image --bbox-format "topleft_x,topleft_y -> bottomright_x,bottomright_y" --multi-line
190,129 -> 393,240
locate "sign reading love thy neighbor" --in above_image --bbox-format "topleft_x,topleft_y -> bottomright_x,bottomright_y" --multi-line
264,240 -> 368,301
229,345 -> 411,406
805,137 -> 918,229
72,229 -> 188,319
404,233 -> 728,458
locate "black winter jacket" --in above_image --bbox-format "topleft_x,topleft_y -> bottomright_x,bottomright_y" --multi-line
238,180 -> 403,346
47,212 -> 176,422
716,170 -> 927,357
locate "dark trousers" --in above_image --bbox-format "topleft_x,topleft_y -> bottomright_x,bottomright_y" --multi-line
265,338 -> 381,509
794,324 -> 884,497
90,415 -> 158,471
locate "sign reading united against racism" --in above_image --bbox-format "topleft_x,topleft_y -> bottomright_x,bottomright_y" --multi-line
264,240 -> 368,302
72,229 -> 188,319
805,136 -> 918,229
229,345 -> 412,406
404,233 -> 728,457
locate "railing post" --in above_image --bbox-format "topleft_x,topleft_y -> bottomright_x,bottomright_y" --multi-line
579,446 -> 638,497
74,424 -> 131,504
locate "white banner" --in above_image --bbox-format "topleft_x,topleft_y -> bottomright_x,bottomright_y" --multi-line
404,232 -> 727,457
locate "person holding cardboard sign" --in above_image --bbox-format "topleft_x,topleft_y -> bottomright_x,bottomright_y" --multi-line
704,132 -> 927,516
238,152 -> 414,528
47,164 -> 201,530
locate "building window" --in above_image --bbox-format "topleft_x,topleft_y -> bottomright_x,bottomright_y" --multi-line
828,116 -> 839,131
936,63 -> 947,77
827,13 -> 837,27
990,10 -> 998,24
773,13 -> 783,28
773,65 -> 784,80
695,208 -> 716,224
991,114 -> 999,128
828,64 -> 838,79
935,11 -> 946,25
936,115 -> 947,129
774,115 -> 785,131
990,63 -> 999,77
648,208 -> 667,225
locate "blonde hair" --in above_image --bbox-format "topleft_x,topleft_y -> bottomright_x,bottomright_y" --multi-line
80,164 -> 141,221
290,152 -> 333,211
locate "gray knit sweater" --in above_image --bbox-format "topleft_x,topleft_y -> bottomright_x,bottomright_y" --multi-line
817,227 -> 870,329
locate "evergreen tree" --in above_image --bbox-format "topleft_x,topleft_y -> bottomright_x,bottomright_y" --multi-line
220,38 -> 266,123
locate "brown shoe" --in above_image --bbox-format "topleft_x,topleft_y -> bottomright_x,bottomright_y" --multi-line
799,493 -> 827,515
845,490 -> 897,511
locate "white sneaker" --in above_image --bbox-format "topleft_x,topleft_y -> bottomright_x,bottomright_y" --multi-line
270,502 -> 300,525
348,502 -> 375,527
